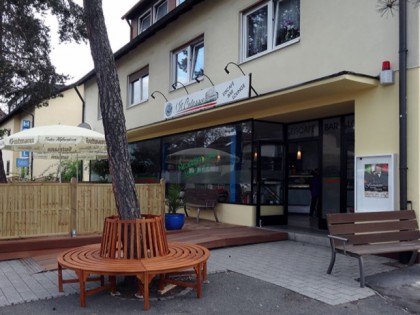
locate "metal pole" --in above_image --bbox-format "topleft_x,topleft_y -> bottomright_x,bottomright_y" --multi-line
399,0 -> 408,210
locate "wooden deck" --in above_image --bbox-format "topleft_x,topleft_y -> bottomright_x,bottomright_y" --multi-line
0,217 -> 288,272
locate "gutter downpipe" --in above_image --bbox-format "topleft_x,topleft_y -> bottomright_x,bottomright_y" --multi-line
74,86 -> 85,123
399,0 -> 408,210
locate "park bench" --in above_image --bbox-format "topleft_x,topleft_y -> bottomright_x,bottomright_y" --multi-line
184,188 -> 219,223
326,210 -> 420,287
57,215 -> 210,310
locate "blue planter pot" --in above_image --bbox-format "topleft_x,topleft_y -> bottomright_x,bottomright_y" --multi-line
165,213 -> 185,230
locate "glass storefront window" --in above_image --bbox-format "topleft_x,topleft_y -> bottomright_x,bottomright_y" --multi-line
321,117 -> 341,218
162,122 -> 253,204
287,121 -> 319,140
129,138 -> 161,183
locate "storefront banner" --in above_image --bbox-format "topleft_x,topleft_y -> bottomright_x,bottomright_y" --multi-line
355,154 -> 396,212
163,75 -> 250,119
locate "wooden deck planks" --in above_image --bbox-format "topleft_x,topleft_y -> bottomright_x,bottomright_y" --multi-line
1,217 -> 288,272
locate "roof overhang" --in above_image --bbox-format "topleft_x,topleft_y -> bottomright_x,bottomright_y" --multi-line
127,72 -> 379,142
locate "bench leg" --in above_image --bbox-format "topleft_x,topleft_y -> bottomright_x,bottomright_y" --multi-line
203,262 -> 208,282
327,248 -> 336,274
196,263 -> 203,298
76,270 -> 87,307
409,250 -> 418,265
358,256 -> 365,288
58,263 -> 64,292
197,208 -> 201,223
213,208 -> 219,223
137,273 -> 154,310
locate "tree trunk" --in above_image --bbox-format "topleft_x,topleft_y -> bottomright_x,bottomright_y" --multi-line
0,150 -> 7,183
83,0 -> 140,219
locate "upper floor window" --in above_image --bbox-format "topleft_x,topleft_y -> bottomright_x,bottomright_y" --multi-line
154,0 -> 168,22
242,0 -> 300,61
172,37 -> 204,88
128,66 -> 149,107
176,0 -> 186,6
138,10 -> 152,34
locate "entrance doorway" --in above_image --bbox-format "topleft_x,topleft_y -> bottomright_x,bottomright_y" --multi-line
254,142 -> 286,226
285,115 -> 354,230
287,140 -> 320,228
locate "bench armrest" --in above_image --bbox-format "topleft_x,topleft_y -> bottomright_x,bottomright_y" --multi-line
328,235 -> 349,255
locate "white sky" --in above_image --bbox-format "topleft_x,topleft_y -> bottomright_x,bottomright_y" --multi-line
48,0 -> 139,84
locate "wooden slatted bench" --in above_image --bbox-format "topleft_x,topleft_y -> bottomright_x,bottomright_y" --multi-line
184,188 -> 219,223
326,210 -> 420,287
57,215 -> 210,310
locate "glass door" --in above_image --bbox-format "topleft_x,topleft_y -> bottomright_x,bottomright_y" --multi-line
254,142 -> 286,226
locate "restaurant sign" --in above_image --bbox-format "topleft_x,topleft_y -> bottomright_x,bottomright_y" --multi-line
164,75 -> 250,119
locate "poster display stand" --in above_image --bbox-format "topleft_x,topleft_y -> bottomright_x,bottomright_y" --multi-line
355,154 -> 396,212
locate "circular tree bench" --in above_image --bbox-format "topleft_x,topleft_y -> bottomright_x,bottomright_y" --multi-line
58,215 -> 210,310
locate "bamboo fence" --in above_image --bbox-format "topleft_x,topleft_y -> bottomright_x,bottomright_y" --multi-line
0,179 -> 165,239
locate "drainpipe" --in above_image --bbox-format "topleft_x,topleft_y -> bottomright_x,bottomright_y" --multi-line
399,0 -> 408,210
74,86 -> 85,123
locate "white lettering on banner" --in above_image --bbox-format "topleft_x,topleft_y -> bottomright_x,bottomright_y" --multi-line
163,75 -> 250,119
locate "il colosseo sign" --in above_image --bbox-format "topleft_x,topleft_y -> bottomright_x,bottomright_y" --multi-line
164,75 -> 251,119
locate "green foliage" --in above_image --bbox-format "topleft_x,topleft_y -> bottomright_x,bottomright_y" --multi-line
165,184 -> 184,214
0,129 -> 9,138
90,159 -> 110,182
60,160 -> 81,182
0,0 -> 86,110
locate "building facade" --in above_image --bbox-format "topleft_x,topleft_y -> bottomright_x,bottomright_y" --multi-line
81,0 -> 420,228
0,85 -> 84,180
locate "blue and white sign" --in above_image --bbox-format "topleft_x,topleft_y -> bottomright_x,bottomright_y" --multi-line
16,158 -> 29,168
21,151 -> 30,157
22,120 -> 31,130
164,75 -> 251,119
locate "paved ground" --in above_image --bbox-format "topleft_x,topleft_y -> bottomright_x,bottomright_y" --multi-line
0,239 -> 419,314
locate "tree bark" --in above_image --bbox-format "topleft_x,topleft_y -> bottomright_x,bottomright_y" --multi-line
0,150 -> 7,183
83,0 -> 140,219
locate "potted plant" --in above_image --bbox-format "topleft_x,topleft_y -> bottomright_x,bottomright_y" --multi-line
165,184 -> 185,230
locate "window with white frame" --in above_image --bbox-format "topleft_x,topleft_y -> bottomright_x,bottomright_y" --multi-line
128,67 -> 149,107
154,0 -> 168,22
242,0 -> 300,60
138,10 -> 152,34
172,38 -> 204,87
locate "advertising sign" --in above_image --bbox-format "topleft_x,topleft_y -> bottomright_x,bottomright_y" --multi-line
355,154 -> 396,212
16,158 -> 29,168
22,120 -> 31,130
164,75 -> 250,119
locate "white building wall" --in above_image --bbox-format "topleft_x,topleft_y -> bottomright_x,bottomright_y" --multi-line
84,0 -> 419,133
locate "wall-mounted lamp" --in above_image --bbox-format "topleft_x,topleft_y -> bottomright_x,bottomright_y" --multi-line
224,61 -> 259,96
224,61 -> 246,76
151,91 -> 168,102
254,151 -> 258,161
296,146 -> 302,160
171,81 -> 189,94
195,73 -> 214,86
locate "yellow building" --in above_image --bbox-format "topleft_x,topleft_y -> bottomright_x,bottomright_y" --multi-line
0,85 -> 84,180
80,0 -> 420,228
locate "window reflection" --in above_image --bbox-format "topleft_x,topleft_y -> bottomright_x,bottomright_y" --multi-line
162,122 -> 252,203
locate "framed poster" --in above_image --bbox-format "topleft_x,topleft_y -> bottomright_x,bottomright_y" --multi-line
355,154 -> 396,212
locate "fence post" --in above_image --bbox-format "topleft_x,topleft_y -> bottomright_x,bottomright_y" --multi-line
160,178 -> 166,215
70,177 -> 78,235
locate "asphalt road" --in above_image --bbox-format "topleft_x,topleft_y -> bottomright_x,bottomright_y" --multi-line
0,271 -> 414,315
